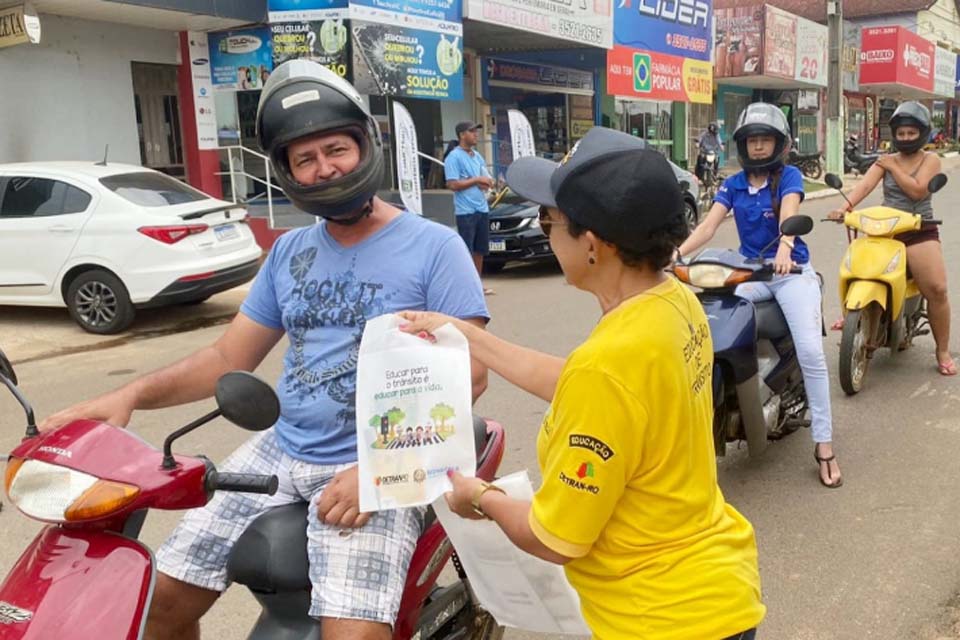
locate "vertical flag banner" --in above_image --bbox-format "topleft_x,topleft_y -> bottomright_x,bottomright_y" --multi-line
507,109 -> 536,160
393,102 -> 423,215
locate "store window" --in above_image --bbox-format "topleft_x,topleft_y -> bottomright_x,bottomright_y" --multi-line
617,99 -> 672,155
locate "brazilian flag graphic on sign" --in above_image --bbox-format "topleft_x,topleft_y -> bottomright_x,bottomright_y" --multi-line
633,52 -> 651,93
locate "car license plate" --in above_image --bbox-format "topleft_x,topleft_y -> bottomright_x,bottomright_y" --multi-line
214,223 -> 239,241
489,241 -> 506,252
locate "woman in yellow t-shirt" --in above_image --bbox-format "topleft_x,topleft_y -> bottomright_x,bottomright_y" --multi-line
400,127 -> 765,640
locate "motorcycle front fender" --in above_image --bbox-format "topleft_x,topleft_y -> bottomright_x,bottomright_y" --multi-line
699,293 -> 759,385
0,526 -> 154,639
844,280 -> 889,313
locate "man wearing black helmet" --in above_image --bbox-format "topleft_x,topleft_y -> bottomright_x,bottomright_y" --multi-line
680,102 -> 843,488
39,60 -> 490,639
695,121 -> 724,182
829,101 -> 954,376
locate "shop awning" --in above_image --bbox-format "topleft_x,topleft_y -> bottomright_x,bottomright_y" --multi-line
0,0 -> 260,31
464,19 -> 603,54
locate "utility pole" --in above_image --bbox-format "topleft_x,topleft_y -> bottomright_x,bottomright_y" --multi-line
826,0 -> 844,176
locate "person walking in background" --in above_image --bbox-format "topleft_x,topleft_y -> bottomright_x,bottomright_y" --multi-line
445,121 -> 496,295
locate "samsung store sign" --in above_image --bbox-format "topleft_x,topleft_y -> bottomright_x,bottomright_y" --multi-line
0,3 -> 41,49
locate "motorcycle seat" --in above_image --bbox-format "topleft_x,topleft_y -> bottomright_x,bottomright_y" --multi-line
226,416 -> 493,594
755,300 -> 791,340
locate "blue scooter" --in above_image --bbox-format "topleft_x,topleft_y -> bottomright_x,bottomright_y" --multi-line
674,215 -> 816,457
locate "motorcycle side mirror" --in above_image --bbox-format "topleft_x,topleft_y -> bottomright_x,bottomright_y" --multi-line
161,371 -> 280,469
780,215 -> 814,237
215,371 -> 280,432
0,348 -> 17,386
825,173 -> 844,190
927,173 -> 948,194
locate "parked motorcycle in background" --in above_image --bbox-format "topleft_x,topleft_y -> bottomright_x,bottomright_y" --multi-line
844,134 -> 880,175
787,137 -> 823,180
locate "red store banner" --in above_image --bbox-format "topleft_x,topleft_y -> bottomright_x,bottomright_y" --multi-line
859,26 -> 934,93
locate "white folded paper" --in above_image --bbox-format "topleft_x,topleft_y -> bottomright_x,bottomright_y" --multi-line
432,470 -> 591,635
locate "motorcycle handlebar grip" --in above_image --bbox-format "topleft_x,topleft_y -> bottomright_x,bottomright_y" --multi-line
208,471 -> 279,495
929,219 -> 943,225
790,267 -> 803,274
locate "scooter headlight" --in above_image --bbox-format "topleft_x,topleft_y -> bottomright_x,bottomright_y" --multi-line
674,264 -> 753,289
860,215 -> 899,236
5,458 -> 139,523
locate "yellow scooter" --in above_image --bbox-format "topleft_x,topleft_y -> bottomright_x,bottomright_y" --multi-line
823,173 -> 947,395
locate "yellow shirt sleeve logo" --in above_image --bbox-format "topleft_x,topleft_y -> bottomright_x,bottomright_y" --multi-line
569,434 -> 615,461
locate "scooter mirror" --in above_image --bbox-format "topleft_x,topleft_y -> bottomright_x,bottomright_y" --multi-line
215,371 -> 280,432
0,348 -> 17,386
780,215 -> 814,237
927,173 -> 948,194
824,173 -> 843,190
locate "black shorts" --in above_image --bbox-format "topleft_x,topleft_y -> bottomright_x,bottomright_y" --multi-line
455,211 -> 490,256
896,224 -> 940,246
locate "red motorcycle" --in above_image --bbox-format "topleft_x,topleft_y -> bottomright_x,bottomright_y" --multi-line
0,348 -> 505,639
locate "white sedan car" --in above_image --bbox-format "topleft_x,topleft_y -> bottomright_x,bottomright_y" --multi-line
0,162 -> 263,334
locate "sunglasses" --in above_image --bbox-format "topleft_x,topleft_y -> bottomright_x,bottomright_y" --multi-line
538,206 -> 567,238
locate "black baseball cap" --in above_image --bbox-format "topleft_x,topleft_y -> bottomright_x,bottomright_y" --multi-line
456,121 -> 482,136
505,127 -> 684,252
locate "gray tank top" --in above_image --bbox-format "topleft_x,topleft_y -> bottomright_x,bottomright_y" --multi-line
881,156 -> 933,219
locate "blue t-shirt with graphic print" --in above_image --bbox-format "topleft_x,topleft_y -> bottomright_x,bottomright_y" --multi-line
714,164 -> 809,264
240,211 -> 489,465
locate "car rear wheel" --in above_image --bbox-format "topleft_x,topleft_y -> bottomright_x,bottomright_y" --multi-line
683,199 -> 698,231
66,270 -> 135,335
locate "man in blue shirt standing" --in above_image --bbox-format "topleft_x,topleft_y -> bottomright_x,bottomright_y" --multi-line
445,120 -> 495,294
39,61 -> 490,640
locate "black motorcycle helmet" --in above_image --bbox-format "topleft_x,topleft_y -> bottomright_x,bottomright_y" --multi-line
733,103 -> 791,172
889,101 -> 931,155
708,122 -> 718,134
256,60 -> 385,223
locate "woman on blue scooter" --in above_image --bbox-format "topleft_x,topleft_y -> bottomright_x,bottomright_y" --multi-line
679,102 -> 843,488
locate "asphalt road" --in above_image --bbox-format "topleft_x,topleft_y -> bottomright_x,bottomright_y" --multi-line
2,175 -> 960,639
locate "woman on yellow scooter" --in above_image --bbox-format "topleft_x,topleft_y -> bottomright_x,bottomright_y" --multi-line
829,102 -> 954,376
679,102 -> 842,488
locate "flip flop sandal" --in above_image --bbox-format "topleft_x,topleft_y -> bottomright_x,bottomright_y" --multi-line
937,358 -> 958,376
814,445 -> 843,489
830,317 -> 845,331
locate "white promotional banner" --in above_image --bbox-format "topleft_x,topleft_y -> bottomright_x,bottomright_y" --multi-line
935,46 -> 956,98
507,109 -> 536,161
465,0 -> 612,48
356,314 -> 476,512
794,16 -> 827,87
392,102 -> 423,215
187,32 -> 219,150
433,470 -> 592,634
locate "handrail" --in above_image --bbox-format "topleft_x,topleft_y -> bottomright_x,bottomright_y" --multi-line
217,144 -> 277,228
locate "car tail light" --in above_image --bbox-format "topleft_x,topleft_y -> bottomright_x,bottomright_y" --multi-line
138,224 -> 209,244
5,458 -> 139,523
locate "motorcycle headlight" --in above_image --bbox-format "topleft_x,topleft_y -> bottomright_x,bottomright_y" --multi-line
5,458 -> 139,523
860,215 -> 899,236
674,264 -> 753,289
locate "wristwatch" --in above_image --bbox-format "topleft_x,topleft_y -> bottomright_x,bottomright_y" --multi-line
471,480 -> 505,519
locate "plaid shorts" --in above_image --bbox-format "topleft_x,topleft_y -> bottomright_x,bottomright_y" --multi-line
155,429 -> 425,624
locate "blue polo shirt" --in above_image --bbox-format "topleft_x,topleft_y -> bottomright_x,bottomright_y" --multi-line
714,165 -> 810,264
444,146 -> 491,216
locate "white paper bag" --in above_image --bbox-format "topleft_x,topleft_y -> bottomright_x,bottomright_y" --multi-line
356,314 -> 476,512
432,471 -> 592,635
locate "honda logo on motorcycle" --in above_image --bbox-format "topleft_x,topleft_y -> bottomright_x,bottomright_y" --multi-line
0,601 -> 32,624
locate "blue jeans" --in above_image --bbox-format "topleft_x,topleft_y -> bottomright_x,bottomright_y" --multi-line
724,629 -> 757,640
735,262 -> 833,444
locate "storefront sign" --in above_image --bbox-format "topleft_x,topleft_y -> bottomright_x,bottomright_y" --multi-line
860,26 -> 934,93
393,102 -> 422,215
351,0 -> 460,24
763,5 -> 795,80
269,0 -> 349,22
613,0 -> 711,62
487,58 -> 593,91
714,6 -> 762,78
935,46 -> 955,98
0,3 -> 40,49
794,16 -> 827,87
271,20 -> 350,79
187,32 -> 219,150
842,20 -> 860,92
607,46 -> 711,103
353,22 -> 463,99
209,27 -> 274,90
465,0 -> 612,48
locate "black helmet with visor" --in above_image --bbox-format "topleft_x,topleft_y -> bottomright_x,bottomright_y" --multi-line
889,101 -> 931,155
